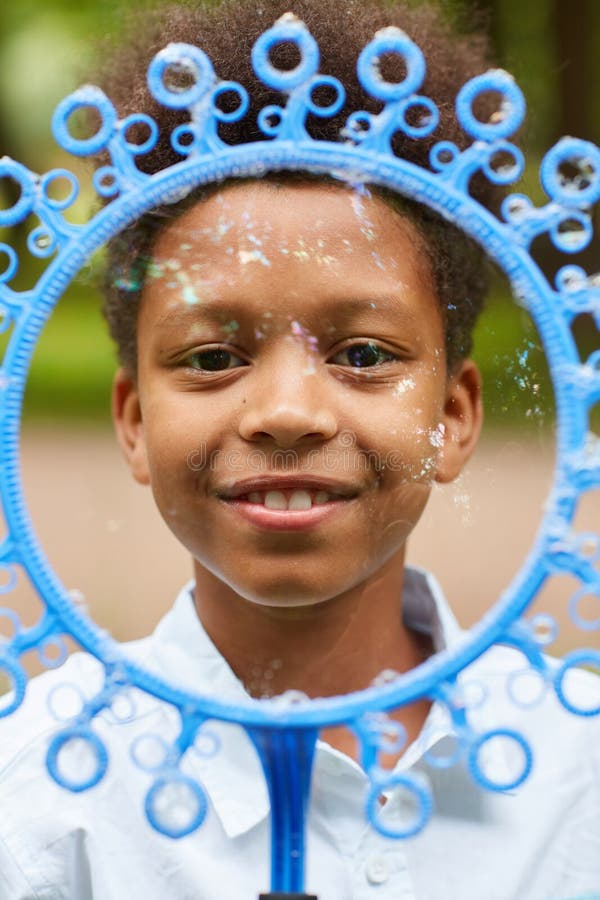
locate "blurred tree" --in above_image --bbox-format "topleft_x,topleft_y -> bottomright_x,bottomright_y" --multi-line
555,0 -> 600,144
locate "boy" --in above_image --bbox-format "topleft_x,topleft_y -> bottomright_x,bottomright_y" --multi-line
0,1 -> 598,898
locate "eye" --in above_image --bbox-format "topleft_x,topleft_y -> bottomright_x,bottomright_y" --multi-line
329,341 -> 398,368
184,347 -> 247,372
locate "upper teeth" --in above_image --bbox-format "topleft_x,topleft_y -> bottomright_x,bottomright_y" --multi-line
246,489 -> 331,510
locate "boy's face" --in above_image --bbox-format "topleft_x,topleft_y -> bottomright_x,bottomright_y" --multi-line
113,182 -> 482,609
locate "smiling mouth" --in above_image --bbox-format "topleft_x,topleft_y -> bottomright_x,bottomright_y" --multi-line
234,488 -> 342,510
219,488 -> 357,531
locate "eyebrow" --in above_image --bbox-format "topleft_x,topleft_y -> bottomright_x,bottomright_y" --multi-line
153,304 -> 240,328
152,294 -> 420,329
325,295 -> 419,325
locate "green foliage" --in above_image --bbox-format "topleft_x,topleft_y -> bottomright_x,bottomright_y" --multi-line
21,284 -> 115,424
472,287 -> 554,431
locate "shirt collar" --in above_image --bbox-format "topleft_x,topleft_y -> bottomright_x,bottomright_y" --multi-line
398,567 -> 516,787
144,567 -> 512,838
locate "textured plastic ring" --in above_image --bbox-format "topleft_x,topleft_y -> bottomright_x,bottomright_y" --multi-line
145,772 -> 208,838
550,209 -> 592,254
398,95 -> 439,138
0,244 -> 18,285
0,656 -> 26,717
40,169 -> 80,211
93,166 -> 120,198
0,159 -> 35,227
52,87 -> 117,156
366,773 -> 432,838
147,43 -> 215,110
211,81 -> 250,123
27,226 -> 56,259
120,114 -> 160,155
305,76 -> 346,118
482,141 -> 525,185
540,138 -> 600,209
46,727 -> 108,792
251,19 -> 319,92
555,650 -> 600,716
468,728 -> 533,791
456,70 -> 525,141
357,28 -> 426,101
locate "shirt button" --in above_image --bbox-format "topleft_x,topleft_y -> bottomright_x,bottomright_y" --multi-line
365,855 -> 390,885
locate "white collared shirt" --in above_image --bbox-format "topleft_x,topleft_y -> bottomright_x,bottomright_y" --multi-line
0,569 -> 599,900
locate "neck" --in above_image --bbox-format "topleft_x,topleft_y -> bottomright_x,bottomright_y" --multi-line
191,552 -> 431,700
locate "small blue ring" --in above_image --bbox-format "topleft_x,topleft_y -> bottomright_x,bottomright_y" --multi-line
130,734 -> 170,772
540,138 -> 600,208
37,635 -> 68,669
258,105 -> 284,137
550,210 -> 592,254
40,169 -> 80,211
569,587 -> 600,631
0,655 -> 25,717
145,772 -> 208,838
120,114 -> 160,155
429,140 -> 459,172
27,226 -> 56,259
555,650 -> 600,716
211,81 -> 250,123
171,125 -> 197,157
468,728 -> 532,791
251,19 -> 319,92
93,166 -> 120,198
357,29 -> 426,102
456,70 -> 525,141
305,75 -> 346,119
399,95 -> 439,138
0,159 -> 35,227
366,773 -> 432,838
52,87 -> 117,157
0,564 -> 17,594
0,244 -> 18,285
482,140 -> 525,185
147,44 -> 214,110
46,727 -> 108,792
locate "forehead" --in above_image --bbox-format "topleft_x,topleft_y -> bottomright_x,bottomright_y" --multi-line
144,180 -> 441,333
152,180 -> 428,266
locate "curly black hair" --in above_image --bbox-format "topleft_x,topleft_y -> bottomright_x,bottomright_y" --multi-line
94,0 -> 497,374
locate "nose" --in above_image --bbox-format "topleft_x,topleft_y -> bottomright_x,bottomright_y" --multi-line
238,344 -> 337,449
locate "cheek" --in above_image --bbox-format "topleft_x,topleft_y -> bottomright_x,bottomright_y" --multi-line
361,480 -> 433,559
141,415 -> 202,515
350,390 -> 444,480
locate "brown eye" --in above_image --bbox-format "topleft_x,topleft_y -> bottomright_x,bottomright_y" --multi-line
186,348 -> 246,371
330,341 -> 397,368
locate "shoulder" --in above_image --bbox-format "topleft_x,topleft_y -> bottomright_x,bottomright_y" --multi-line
0,639 -> 172,896
468,641 -> 600,776
0,638 -> 152,771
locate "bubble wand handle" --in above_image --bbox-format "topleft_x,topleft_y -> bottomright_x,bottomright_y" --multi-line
249,726 -> 319,896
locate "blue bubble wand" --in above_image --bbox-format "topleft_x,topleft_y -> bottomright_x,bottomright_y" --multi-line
0,15 -> 599,897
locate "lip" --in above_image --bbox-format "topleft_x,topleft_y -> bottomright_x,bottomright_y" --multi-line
220,495 -> 357,531
215,475 -> 361,500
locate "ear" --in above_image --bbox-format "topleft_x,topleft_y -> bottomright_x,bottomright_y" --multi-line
111,367 -> 150,486
434,359 -> 483,484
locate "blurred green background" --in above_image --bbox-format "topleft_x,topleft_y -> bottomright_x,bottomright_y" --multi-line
0,0 -> 598,427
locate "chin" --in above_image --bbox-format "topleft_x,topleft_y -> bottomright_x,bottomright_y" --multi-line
241,587 -> 332,609
228,574 -> 340,609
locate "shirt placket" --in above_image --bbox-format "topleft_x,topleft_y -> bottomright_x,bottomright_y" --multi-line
349,824 -> 417,900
